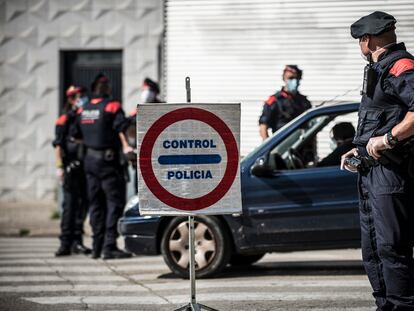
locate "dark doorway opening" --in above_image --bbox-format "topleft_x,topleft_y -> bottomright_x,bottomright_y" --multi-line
60,50 -> 122,112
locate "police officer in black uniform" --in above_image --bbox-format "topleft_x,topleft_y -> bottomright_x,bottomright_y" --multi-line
74,74 -> 132,259
259,65 -> 311,140
53,86 -> 91,256
341,11 -> 414,310
126,78 -> 162,193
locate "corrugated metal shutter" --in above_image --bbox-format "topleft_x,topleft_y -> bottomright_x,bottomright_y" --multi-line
164,0 -> 414,156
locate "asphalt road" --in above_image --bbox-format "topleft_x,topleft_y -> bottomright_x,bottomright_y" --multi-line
0,237 -> 376,311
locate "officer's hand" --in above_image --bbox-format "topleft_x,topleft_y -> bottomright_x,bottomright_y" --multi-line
123,145 -> 134,154
366,136 -> 386,160
340,148 -> 359,173
56,168 -> 64,185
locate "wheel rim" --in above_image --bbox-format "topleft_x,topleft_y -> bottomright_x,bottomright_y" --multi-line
168,220 -> 217,270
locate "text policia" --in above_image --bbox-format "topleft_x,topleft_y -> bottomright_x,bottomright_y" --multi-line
160,139 -> 219,180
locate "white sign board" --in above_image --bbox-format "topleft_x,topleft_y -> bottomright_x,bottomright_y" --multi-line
137,103 -> 241,216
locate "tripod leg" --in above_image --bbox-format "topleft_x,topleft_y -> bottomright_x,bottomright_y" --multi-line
172,304 -> 191,311
199,304 -> 219,311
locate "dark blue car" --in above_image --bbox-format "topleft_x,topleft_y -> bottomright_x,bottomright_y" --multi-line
119,102 -> 361,278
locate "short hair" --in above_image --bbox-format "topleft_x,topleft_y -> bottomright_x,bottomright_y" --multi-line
332,122 -> 355,141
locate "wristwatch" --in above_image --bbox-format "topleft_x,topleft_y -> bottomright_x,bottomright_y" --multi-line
386,130 -> 399,148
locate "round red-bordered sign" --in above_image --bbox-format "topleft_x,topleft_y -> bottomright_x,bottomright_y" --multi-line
139,107 -> 238,211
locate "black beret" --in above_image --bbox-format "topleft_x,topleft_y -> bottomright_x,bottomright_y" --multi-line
350,11 -> 396,39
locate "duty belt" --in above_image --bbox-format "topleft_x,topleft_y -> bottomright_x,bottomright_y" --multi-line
86,148 -> 116,161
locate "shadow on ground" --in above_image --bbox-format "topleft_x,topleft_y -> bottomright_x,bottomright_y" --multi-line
158,259 -> 365,280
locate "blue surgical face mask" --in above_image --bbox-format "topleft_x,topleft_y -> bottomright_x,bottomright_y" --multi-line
76,96 -> 88,108
286,79 -> 298,93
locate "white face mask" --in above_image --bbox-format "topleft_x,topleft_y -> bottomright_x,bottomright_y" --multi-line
361,52 -> 369,62
141,89 -> 155,103
360,42 -> 396,62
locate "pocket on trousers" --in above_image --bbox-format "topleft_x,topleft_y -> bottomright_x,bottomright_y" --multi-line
370,165 -> 405,195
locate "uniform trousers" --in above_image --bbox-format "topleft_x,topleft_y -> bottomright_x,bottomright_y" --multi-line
84,155 -> 126,253
60,164 -> 88,248
358,161 -> 414,310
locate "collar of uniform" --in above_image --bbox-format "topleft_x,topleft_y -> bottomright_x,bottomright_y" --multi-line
279,87 -> 295,99
377,42 -> 406,62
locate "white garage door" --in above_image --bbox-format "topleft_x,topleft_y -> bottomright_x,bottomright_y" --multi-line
164,0 -> 414,156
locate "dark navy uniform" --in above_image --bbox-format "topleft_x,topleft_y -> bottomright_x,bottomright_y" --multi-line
53,110 -> 88,252
351,12 -> 414,310
74,96 -> 130,258
259,88 -> 311,133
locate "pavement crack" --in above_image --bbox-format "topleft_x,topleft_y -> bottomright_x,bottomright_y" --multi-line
100,260 -> 173,305
43,259 -> 90,310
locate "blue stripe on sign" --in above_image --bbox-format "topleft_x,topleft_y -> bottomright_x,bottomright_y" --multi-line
158,154 -> 222,165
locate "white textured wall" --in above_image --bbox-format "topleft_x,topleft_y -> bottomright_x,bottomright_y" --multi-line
0,0 -> 163,202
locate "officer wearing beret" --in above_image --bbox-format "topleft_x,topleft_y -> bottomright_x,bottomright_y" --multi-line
259,65 -> 311,140
73,74 -> 132,259
341,11 -> 414,310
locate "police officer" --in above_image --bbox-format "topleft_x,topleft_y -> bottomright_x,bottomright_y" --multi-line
127,78 -> 162,193
53,86 -> 91,256
74,74 -> 132,259
341,11 -> 414,310
259,65 -> 311,140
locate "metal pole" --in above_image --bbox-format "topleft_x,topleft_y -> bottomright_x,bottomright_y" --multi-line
186,77 -> 191,103
172,77 -> 218,311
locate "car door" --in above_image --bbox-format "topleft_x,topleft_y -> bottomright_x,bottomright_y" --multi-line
242,109 -> 360,250
243,167 -> 359,248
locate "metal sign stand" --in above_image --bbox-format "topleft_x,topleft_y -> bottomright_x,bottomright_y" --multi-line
173,78 -> 218,311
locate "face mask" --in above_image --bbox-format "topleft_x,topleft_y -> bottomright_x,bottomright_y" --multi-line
286,79 -> 298,93
361,52 -> 369,62
141,89 -> 155,103
76,96 -> 88,108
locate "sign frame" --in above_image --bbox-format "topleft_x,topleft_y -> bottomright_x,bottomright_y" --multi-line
137,102 -> 241,216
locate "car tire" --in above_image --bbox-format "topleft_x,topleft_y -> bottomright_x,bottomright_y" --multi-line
160,216 -> 232,279
230,253 -> 265,266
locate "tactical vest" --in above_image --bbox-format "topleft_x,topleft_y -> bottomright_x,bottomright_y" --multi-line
80,98 -> 121,150
353,49 -> 414,146
269,91 -> 310,132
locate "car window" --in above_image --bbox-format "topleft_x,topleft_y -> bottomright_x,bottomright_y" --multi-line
268,111 -> 358,170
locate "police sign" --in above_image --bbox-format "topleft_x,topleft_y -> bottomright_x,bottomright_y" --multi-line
137,103 -> 241,215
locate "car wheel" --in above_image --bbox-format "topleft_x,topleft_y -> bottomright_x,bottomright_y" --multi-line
160,216 -> 232,278
230,253 -> 265,266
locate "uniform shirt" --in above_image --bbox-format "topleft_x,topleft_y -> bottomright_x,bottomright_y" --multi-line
72,96 -> 130,150
355,43 -> 414,156
259,88 -> 311,133
52,109 -> 80,162
377,43 -> 414,112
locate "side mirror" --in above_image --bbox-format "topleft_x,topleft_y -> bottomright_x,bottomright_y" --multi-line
250,156 -> 272,177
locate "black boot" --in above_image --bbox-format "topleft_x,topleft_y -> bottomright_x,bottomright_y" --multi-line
72,242 -> 92,255
55,246 -> 71,257
103,247 -> 132,260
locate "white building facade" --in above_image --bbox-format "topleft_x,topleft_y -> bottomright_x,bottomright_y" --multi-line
0,0 -> 163,202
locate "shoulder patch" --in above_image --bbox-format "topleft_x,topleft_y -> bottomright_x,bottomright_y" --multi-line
90,98 -> 103,104
55,114 -> 67,125
265,95 -> 277,105
389,58 -> 414,77
105,101 -> 121,113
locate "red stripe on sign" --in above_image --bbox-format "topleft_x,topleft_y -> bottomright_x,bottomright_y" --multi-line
139,107 -> 239,211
